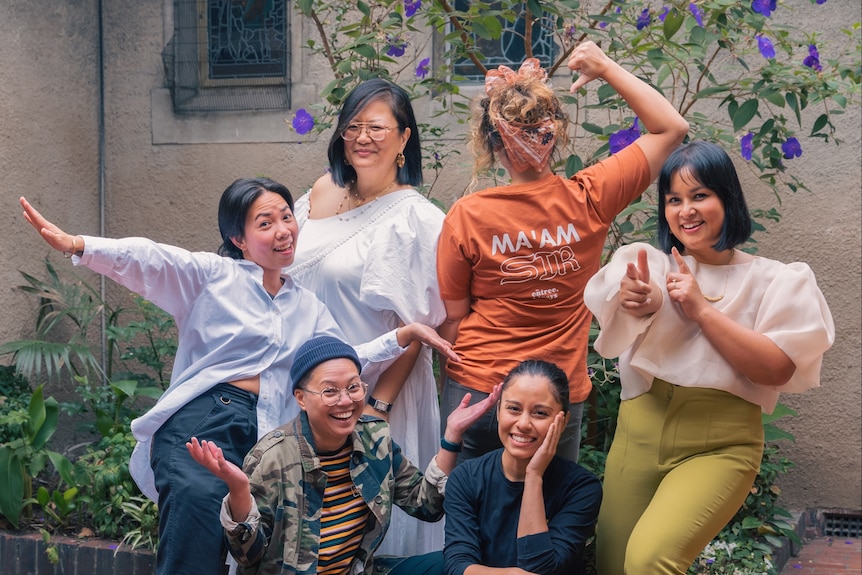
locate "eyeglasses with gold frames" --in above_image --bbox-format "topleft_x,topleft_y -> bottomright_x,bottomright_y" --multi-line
302,381 -> 368,406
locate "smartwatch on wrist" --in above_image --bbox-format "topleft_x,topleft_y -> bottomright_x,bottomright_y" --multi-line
368,396 -> 393,413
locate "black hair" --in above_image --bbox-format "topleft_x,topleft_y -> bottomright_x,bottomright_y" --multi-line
217,177 -> 294,260
501,359 -> 570,414
327,79 -> 423,188
657,141 -> 752,254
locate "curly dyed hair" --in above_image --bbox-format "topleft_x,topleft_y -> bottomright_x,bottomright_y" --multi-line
467,69 -> 569,191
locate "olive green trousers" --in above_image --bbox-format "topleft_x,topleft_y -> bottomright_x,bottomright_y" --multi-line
596,379 -> 764,575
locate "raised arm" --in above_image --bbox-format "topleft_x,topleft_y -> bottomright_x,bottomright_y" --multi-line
568,41 -> 689,179
21,197 -> 85,256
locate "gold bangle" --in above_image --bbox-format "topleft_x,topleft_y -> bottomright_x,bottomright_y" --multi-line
64,236 -> 78,258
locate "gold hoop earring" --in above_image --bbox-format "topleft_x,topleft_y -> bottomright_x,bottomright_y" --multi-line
396,152 -> 405,169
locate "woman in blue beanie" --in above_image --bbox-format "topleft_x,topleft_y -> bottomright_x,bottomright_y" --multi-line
188,335 -> 499,575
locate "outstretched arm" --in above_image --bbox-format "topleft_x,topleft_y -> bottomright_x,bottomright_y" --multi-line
21,197 -> 84,256
568,41 -> 689,179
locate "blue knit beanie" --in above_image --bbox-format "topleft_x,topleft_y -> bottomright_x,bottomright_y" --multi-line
290,336 -> 361,391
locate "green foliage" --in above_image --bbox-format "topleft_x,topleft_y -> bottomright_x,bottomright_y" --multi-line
73,431 -> 159,548
290,0 -> 859,237
0,384 -> 74,529
0,261 -> 171,549
1,259 -> 176,438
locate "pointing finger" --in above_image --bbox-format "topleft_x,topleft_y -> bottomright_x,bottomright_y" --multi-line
671,247 -> 691,275
637,248 -> 650,283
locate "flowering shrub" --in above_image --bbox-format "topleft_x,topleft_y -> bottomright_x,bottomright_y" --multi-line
289,0 -> 859,232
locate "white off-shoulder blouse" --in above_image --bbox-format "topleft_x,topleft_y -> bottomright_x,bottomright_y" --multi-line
584,243 -> 835,413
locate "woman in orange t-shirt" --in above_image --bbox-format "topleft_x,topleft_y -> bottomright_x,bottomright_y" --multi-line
436,42 -> 689,463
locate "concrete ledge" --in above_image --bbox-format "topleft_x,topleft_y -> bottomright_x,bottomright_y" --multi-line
0,531 -> 155,575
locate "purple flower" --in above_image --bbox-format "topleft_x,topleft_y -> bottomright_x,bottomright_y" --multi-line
658,6 -> 669,21
803,43 -> 822,71
740,132 -> 754,161
781,137 -> 802,159
636,8 -> 651,30
689,3 -> 704,27
599,21 -> 608,28
291,108 -> 314,135
816,0 -> 826,3
386,35 -> 408,57
752,0 -> 777,17
609,118 -> 641,154
404,0 -> 421,17
415,57 -> 431,79
565,24 -> 576,42
757,35 -> 775,59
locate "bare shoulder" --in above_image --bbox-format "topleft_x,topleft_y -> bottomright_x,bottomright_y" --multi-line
307,173 -> 348,218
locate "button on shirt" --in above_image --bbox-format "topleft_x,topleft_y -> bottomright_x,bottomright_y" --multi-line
75,236 -> 404,501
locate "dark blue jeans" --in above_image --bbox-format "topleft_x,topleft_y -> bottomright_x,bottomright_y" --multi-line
377,551 -> 445,575
440,376 -> 585,465
151,383 -> 258,575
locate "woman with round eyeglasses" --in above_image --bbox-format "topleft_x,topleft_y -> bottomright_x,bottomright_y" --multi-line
288,79 -> 448,555
188,335 -> 500,575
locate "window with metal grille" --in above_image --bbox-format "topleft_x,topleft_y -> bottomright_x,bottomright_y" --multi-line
163,0 -> 291,112
451,0 -> 557,82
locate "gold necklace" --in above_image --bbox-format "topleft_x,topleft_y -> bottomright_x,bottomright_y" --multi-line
351,179 -> 398,208
702,249 -> 735,303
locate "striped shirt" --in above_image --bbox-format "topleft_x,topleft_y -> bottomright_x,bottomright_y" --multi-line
317,444 -> 370,574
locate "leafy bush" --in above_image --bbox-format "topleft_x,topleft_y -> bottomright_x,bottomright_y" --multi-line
0,261 -> 173,549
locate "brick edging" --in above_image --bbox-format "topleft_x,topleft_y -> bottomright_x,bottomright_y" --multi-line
0,531 -> 155,575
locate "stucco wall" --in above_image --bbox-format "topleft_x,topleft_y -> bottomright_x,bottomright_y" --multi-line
1,0 -> 859,512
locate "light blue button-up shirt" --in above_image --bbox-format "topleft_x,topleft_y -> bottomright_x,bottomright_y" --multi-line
76,236 -> 403,501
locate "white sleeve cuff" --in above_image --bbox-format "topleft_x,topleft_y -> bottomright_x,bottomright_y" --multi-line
219,495 -> 262,533
424,455 -> 449,495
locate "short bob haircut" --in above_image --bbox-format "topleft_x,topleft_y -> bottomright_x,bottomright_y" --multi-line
657,141 -> 752,254
217,177 -> 294,260
500,359 -> 570,414
327,78 -> 423,188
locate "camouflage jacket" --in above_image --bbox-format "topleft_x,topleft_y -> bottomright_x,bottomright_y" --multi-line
223,412 -> 445,575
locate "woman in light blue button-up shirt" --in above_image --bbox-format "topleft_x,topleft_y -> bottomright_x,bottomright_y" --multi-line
19,179 -> 456,575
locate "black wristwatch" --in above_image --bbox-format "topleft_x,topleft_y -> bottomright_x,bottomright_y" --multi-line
368,396 -> 393,413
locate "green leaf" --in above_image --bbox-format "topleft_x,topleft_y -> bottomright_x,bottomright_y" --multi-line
110,379 -> 139,400
0,447 -> 24,528
786,92 -> 801,125
741,516 -> 762,529
580,122 -> 605,135
526,0 -> 542,19
810,113 -> 829,135
47,450 -> 76,487
37,486 -> 50,507
693,86 -> 731,99
663,9 -> 684,40
354,43 -> 378,60
357,0 -> 371,16
296,0 -> 314,16
565,154 -> 584,178
732,99 -> 759,132
762,402 -> 798,425
764,90 -> 785,107
29,387 -> 59,451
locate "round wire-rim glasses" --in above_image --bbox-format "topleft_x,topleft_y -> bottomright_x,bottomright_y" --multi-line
341,123 -> 395,142
303,381 -> 368,406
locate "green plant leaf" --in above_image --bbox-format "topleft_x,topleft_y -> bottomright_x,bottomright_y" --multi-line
0,446 -> 24,528
663,9 -> 684,40
47,450 -> 76,487
732,99 -> 759,132
28,386 -> 59,451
